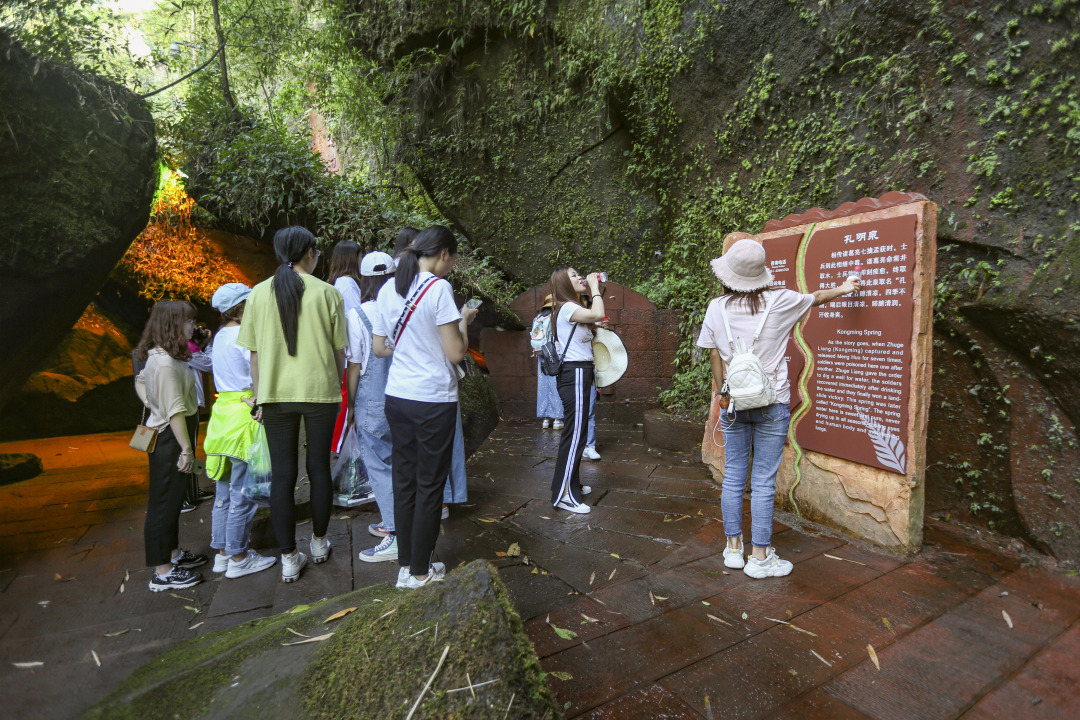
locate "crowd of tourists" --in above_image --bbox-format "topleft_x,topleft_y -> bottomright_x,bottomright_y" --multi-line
132,224 -> 860,593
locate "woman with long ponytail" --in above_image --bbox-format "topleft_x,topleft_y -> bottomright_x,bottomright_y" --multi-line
237,226 -> 347,583
370,225 -> 478,589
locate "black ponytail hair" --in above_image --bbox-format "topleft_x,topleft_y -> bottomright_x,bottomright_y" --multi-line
393,227 -> 420,258
395,225 -> 458,297
271,226 -> 317,356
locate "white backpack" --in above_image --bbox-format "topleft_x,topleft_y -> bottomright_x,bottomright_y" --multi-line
719,296 -> 777,411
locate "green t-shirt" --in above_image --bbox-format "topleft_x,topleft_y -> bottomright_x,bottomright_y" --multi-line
237,273 -> 346,404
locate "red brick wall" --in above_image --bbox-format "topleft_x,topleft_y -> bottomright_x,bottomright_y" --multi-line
479,283 -> 683,423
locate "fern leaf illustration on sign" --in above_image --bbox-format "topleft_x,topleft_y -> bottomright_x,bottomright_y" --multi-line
856,408 -> 906,474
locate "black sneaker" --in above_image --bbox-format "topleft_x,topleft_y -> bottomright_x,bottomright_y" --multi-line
194,488 -> 215,501
180,500 -> 197,514
171,549 -> 208,569
149,566 -> 203,592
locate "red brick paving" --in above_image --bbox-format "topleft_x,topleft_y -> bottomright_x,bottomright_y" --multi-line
1,423 -> 1079,719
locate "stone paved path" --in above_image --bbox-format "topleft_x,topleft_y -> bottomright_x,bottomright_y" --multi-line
1,423 -> 1079,719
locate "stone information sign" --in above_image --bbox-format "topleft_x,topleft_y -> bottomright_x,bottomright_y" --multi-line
701,193 -> 937,554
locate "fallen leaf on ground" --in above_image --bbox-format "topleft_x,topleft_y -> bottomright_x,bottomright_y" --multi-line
610,553 -> 621,559
478,517 -> 497,523
287,628 -> 310,637
281,632 -> 334,646
323,607 -> 357,623
53,573 -> 76,582
702,601 -> 711,606
188,622 -> 203,630
506,543 -> 521,557
170,593 -> 195,602
1002,610 -> 1013,629
540,516 -> 551,520
11,662 -> 44,669
495,551 -> 507,557
91,650 -> 101,667
741,612 -> 748,620
882,617 -> 896,635
823,553 -> 868,567
589,571 -> 595,585
531,567 -> 539,575
707,614 -> 732,626
608,568 -> 617,580
102,630 -> 128,638
867,644 -> 880,670
548,671 -> 573,681
549,624 -> 578,640
184,606 -> 201,614
580,613 -> 599,623
649,591 -> 655,605
654,595 -> 668,601
811,650 -> 833,667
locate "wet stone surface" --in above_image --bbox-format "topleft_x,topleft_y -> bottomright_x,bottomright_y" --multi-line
1,424 -> 1080,719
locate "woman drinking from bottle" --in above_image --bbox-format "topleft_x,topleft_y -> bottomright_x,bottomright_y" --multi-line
547,268 -> 605,514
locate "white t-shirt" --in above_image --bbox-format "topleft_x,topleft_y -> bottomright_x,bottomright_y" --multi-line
344,302 -> 376,375
210,325 -> 252,393
371,272 -> 462,402
334,277 -> 363,320
696,289 -> 815,404
555,302 -> 595,363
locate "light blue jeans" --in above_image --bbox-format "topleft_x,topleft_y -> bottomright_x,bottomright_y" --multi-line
720,403 -> 791,548
210,459 -> 259,556
443,409 -> 468,504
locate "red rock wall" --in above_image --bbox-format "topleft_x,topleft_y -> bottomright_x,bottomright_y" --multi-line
480,283 -> 682,423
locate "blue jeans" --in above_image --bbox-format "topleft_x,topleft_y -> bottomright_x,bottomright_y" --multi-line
443,409 -> 468,504
720,403 -> 790,548
210,459 -> 259,556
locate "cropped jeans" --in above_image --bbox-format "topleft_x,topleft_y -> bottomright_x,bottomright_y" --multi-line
719,403 -> 790,548
210,459 -> 258,556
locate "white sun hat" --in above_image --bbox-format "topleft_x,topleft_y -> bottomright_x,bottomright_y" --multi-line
710,238 -> 774,292
592,328 -> 628,388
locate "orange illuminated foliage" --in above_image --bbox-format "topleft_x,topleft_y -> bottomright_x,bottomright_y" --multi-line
117,182 -> 243,303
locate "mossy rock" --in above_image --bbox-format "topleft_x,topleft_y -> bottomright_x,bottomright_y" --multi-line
83,561 -> 560,720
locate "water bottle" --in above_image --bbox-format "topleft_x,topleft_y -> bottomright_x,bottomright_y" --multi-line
597,272 -> 608,283
850,263 -> 861,294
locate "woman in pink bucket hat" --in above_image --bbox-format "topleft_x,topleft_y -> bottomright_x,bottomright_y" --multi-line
696,237 -> 859,579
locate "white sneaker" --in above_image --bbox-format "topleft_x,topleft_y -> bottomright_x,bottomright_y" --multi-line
582,446 -> 601,461
281,551 -> 307,583
542,419 -> 551,429
552,420 -> 564,430
581,485 -> 592,495
723,546 -> 745,569
441,505 -> 450,520
744,547 -> 793,579
359,535 -> 398,563
225,550 -> 277,578
310,535 -> 331,564
402,563 -> 446,589
212,553 -> 229,573
396,566 -> 411,588
555,497 -> 591,514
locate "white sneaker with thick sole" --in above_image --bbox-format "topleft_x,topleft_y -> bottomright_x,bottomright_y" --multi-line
310,535 -> 331,564
212,553 -> 229,573
281,551 -> 308,583
743,547 -> 793,579
402,563 -> 446,589
552,420 -> 564,430
396,562 -> 445,588
555,497 -> 591,514
723,546 -> 746,569
542,419 -> 551,429
225,550 -> 277,578
359,535 -> 398,563
582,446 -> 601,461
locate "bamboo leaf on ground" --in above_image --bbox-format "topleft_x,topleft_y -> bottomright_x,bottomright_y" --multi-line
323,607 -> 357,623
867,644 -> 880,670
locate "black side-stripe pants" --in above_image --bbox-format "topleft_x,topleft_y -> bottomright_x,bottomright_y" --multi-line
550,362 -> 594,506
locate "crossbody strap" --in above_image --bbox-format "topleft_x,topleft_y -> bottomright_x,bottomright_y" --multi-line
390,275 -> 439,347
553,304 -> 579,362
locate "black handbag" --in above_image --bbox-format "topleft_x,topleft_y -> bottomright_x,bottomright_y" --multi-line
539,313 -> 577,377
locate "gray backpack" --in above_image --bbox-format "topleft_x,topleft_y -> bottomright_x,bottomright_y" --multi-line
719,296 -> 777,411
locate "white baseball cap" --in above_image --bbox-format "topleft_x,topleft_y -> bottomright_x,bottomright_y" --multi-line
360,251 -> 396,276
211,283 -> 251,313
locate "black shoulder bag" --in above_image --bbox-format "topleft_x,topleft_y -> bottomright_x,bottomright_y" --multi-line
539,307 -> 577,376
